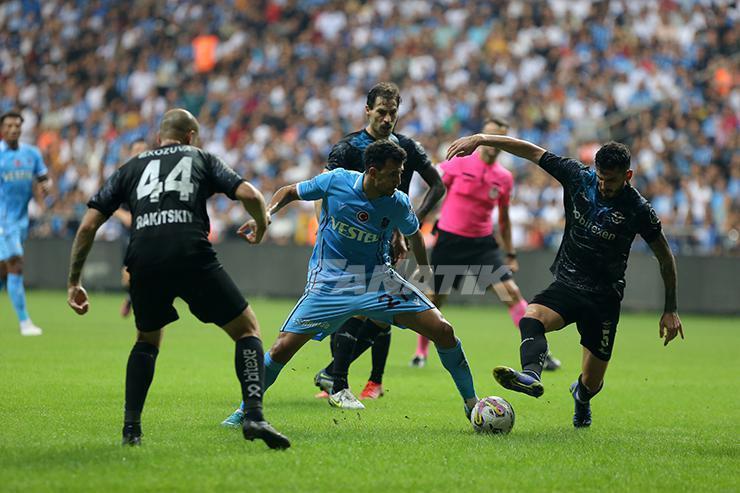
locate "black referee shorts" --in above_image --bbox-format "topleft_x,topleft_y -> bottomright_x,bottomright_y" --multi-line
531,281 -> 621,361
430,229 -> 512,294
129,265 -> 248,332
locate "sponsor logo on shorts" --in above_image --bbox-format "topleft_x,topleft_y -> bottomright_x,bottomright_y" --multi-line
296,319 -> 331,330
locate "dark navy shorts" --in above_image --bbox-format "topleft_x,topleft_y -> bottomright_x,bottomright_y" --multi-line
531,281 -> 621,361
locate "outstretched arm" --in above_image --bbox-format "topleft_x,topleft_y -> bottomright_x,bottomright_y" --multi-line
236,184 -> 300,243
267,184 -> 300,216
446,134 -> 547,164
67,208 -> 108,314
648,232 -> 684,346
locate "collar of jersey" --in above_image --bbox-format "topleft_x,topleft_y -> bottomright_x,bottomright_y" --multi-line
353,172 -> 366,195
361,129 -> 400,145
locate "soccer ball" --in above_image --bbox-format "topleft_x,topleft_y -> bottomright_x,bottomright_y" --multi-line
470,396 -> 515,434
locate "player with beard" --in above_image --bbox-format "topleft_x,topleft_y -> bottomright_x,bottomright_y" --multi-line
226,140 -> 480,419
446,133 -> 683,427
222,82 -> 445,425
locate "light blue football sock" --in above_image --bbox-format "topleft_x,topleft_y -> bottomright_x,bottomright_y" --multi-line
263,352 -> 285,391
436,338 -> 477,400
7,273 -> 29,322
240,351 -> 285,411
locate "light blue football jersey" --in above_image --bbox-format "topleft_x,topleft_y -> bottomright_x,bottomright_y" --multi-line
296,168 -> 419,292
0,141 -> 47,229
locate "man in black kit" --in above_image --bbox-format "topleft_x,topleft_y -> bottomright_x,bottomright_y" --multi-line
446,133 -> 684,428
66,109 -> 290,449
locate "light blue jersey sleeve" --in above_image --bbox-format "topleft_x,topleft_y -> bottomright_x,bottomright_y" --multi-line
296,170 -> 336,201
394,192 -> 420,236
32,146 -> 48,178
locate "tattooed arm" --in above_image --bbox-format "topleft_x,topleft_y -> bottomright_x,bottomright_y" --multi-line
648,232 -> 684,346
67,208 -> 108,314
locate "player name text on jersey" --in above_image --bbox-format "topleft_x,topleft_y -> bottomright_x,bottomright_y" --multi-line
135,209 -> 194,230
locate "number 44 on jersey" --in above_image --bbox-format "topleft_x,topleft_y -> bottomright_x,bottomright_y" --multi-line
136,157 -> 194,202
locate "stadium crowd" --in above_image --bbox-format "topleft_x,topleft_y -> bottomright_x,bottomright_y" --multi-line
1,0 -> 737,254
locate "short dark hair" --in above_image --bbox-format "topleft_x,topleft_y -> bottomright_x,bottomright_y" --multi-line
363,139 -> 407,171
366,82 -> 401,109
483,116 -> 509,129
595,141 -> 631,172
0,111 -> 24,124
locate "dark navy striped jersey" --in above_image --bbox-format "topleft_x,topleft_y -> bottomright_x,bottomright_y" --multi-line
325,129 -> 432,194
88,144 -> 243,272
539,152 -> 662,298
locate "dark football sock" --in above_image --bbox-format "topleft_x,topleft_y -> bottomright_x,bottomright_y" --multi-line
124,342 -> 159,425
324,334 -> 337,376
330,318 -> 364,392
348,319 -> 379,365
235,336 -> 265,422
369,324 -> 391,384
575,374 -> 603,403
519,317 -> 548,381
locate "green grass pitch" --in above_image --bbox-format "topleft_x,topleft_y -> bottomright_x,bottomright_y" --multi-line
1,291 -> 738,492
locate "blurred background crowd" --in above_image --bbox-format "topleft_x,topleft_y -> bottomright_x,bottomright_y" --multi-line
1,0 -> 737,254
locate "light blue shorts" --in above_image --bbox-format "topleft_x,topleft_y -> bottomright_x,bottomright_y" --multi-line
0,224 -> 27,261
281,269 -> 435,340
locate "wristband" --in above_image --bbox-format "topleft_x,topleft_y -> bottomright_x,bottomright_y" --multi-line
506,252 -> 517,259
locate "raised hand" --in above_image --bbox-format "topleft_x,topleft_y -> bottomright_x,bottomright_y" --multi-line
446,134 -> 483,160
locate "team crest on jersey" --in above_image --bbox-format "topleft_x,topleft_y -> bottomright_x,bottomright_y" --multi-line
356,210 -> 369,223
609,211 -> 625,224
380,217 -> 390,228
489,187 -> 499,200
14,160 -> 21,168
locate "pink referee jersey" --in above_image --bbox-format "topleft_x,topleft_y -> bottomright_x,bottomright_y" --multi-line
436,151 -> 514,238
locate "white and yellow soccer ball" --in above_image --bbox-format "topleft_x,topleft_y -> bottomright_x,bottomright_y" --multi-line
470,396 -> 515,434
